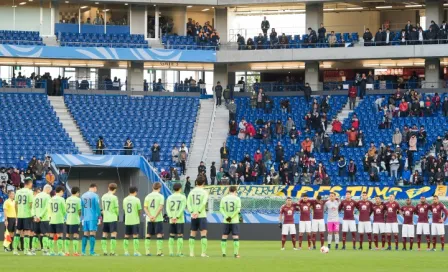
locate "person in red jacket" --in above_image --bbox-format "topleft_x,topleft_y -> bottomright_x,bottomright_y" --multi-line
348,87 -> 357,110
351,115 -> 360,130
432,93 -> 441,111
346,128 -> 358,147
254,149 -> 263,163
399,99 -> 409,117
245,122 -> 256,138
331,118 -> 342,133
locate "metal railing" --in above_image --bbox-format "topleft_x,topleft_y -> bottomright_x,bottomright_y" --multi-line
62,81 -> 212,93
0,78 -> 48,89
59,41 -> 149,48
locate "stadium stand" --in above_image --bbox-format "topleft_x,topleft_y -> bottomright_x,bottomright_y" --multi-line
0,30 -> 44,45
58,33 -> 149,48
162,35 -> 218,50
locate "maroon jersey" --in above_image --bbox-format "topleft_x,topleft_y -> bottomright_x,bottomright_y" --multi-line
339,199 -> 357,220
401,206 -> 416,225
311,200 -> 326,220
385,201 -> 400,223
357,200 -> 373,222
280,204 -> 297,224
297,200 -> 312,221
372,203 -> 386,223
415,203 -> 430,223
431,203 -> 447,224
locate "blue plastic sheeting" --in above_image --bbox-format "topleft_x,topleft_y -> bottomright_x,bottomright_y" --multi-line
55,23 -> 130,34
51,154 -> 171,197
0,44 -> 216,62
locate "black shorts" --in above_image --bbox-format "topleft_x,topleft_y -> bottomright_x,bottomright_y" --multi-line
66,224 -> 80,234
223,224 -> 240,236
34,221 -> 50,235
17,218 -> 33,231
190,218 -> 207,232
103,222 -> 118,233
7,218 -> 16,233
147,222 -> 163,235
125,224 -> 139,236
49,223 -> 64,234
169,224 -> 184,235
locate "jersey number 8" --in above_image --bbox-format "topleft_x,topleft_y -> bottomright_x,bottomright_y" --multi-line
127,203 -> 132,213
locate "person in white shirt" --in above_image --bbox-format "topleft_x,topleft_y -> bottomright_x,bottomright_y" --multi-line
385,29 -> 390,45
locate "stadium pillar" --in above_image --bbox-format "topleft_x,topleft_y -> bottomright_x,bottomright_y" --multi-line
305,61 -> 321,91
50,1 -> 59,35
213,64 -> 228,87
155,6 -> 160,39
424,58 -> 442,88
127,62 -> 144,91
130,5 -> 147,35
305,3 -> 323,32
425,0 -> 444,28
215,7 -> 228,43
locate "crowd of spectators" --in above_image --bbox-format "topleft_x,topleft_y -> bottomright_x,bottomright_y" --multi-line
185,18 -> 221,48
59,13 -> 128,26
1,72 -> 69,96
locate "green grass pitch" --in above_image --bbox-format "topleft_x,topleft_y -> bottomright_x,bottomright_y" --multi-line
0,240 -> 446,272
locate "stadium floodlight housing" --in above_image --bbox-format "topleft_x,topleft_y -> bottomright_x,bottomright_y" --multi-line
347,7 -> 363,10
323,8 -> 335,11
187,6 -> 192,8
405,5 -> 423,8
376,6 -> 392,9
80,6 -> 88,9
124,3 -> 128,5
202,8 -> 209,11
19,2 -> 26,5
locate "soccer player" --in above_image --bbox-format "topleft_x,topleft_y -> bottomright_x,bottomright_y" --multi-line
400,198 -> 416,251
430,195 -> 447,251
101,183 -> 119,256
384,194 -> 400,250
3,190 -> 16,252
65,186 -> 82,256
372,196 -> 386,250
166,183 -> 187,257
81,183 -> 101,256
32,185 -> 51,255
325,192 -> 340,250
297,194 -> 312,250
310,195 -> 326,249
187,178 -> 209,257
49,186 -> 66,256
415,196 -> 430,250
339,191 -> 357,250
144,182 -> 165,256
30,188 -> 41,253
279,197 -> 298,250
219,185 -> 242,258
123,186 -> 142,256
13,177 -> 33,255
356,192 -> 373,250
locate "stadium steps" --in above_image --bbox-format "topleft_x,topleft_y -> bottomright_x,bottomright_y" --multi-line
326,97 -> 361,134
48,96 -> 93,154
42,36 -> 58,46
186,99 -> 214,179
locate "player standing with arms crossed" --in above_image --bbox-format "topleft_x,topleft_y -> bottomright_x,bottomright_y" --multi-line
48,186 -> 66,256
310,195 -> 326,249
372,196 -> 386,250
339,191 -> 357,250
65,187 -> 82,256
400,198 -> 416,251
101,183 -> 119,256
356,192 -> 373,250
144,182 -> 165,256
166,183 -> 187,257
415,196 -> 430,250
123,186 -> 142,256
13,177 -> 33,255
430,195 -> 447,251
325,192 -> 340,250
219,185 -> 241,258
279,197 -> 298,250
32,185 -> 51,255
187,178 -> 209,257
384,194 -> 400,250
81,183 -> 101,256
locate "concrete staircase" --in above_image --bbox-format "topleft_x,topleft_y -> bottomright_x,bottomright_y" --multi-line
42,36 -> 58,47
326,97 -> 361,134
185,99 -> 214,178
48,96 -> 93,154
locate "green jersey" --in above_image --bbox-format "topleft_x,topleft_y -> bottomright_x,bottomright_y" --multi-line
219,194 -> 242,224
102,193 -> 119,223
15,188 -> 33,218
187,187 -> 209,218
143,192 -> 165,222
166,193 -> 187,224
66,196 -> 81,225
49,196 -> 67,224
33,192 -> 51,221
123,195 -> 141,225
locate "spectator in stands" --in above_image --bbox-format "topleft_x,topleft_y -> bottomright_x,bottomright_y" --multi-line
45,170 -> 55,186
359,73 -> 367,99
331,143 -> 340,162
256,33 -> 265,48
307,28 -> 317,44
279,33 -> 288,48
275,142 -> 284,163
257,89 -> 266,109
263,149 -> 273,170
24,168 -> 34,182
246,37 -> 255,50
346,128 -> 358,147
237,34 -> 245,50
209,162 -> 216,185
410,170 -> 423,185
270,28 -> 278,48
171,146 -> 179,165
261,16 -> 270,36
391,128 -> 402,146
318,23 -> 326,44
303,83 -> 312,102
348,84 -> 357,109
434,168 -> 444,184
323,133 -> 331,153
301,137 -> 313,155
33,159 -> 44,180
409,134 -> 417,152
369,163 -> 379,182
275,120 -> 284,140
94,14 -> 103,25
288,125 -> 298,145
213,81 -> 223,106
228,99 -> 237,121
151,142 -> 161,162
16,156 -> 27,171
374,28 -> 384,46
384,29 -> 391,46
220,142 -> 230,164
198,161 -> 206,176
328,31 -> 337,47
347,159 -> 357,182
363,28 -> 373,46
123,138 -> 133,155
404,20 -> 413,39
389,155 -> 400,179
96,136 -> 106,155
338,157 -> 346,177
179,147 -> 187,176
400,30 -> 406,45
229,120 -> 238,136
58,168 -> 67,186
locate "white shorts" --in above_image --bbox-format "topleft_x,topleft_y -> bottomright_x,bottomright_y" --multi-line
358,221 -> 372,233
416,223 -> 430,235
311,219 -> 325,232
342,220 -> 357,232
299,221 -> 312,233
402,224 -> 415,238
385,223 -> 399,233
282,224 -> 296,235
372,223 -> 385,234
431,223 -> 445,236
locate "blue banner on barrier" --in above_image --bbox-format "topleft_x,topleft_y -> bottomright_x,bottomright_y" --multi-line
0,45 -> 216,62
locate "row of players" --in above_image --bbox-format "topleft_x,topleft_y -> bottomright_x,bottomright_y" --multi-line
279,192 -> 447,251
6,178 -> 242,257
